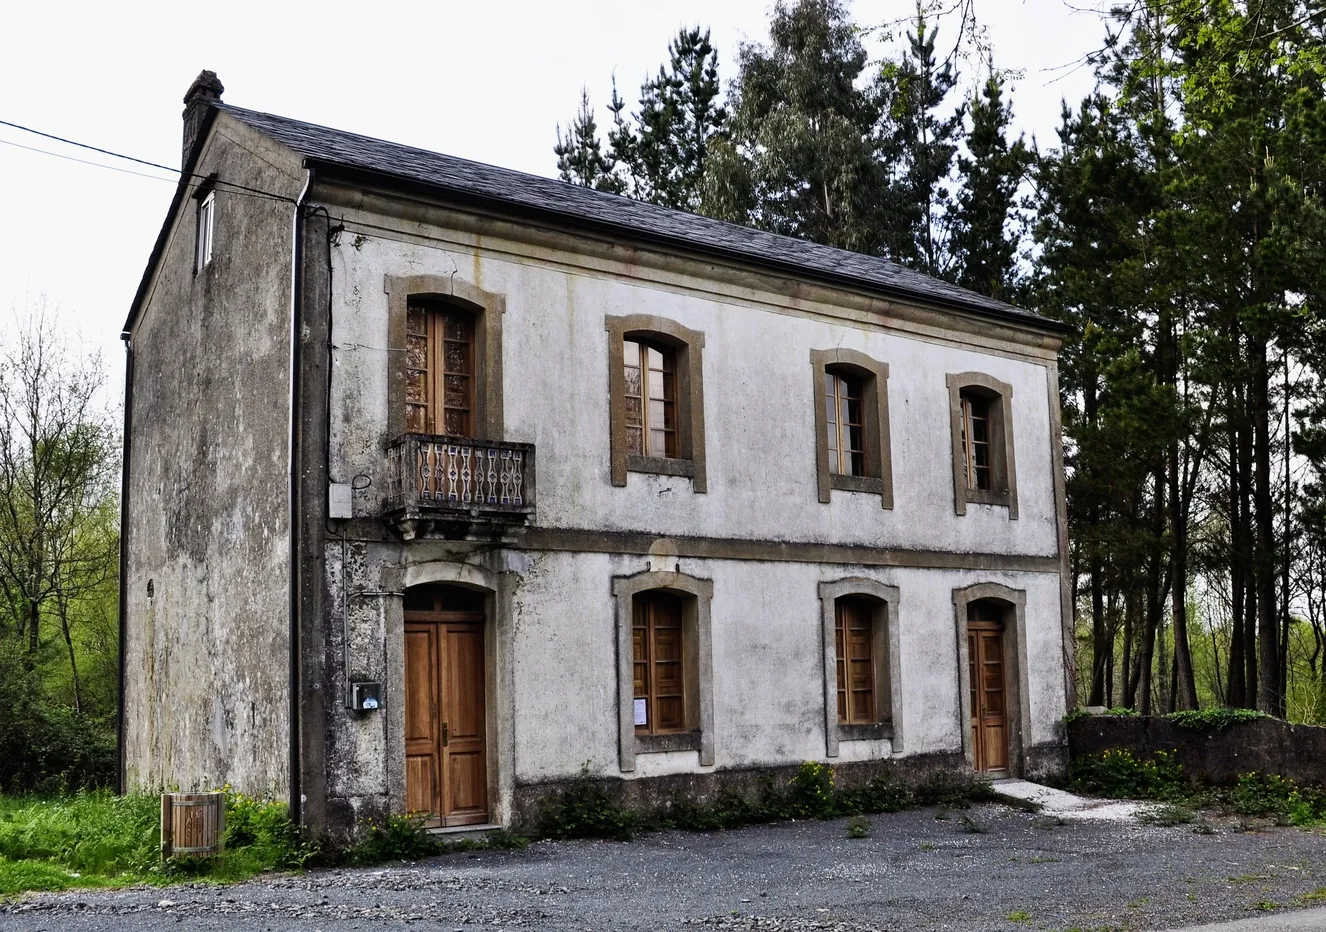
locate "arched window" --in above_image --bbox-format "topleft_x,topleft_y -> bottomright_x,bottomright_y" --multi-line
825,368 -> 866,477
946,373 -> 1018,517
612,569 -> 715,771
834,595 -> 878,724
811,348 -> 893,508
623,337 -> 677,459
818,578 -> 901,756
385,274 -> 506,443
606,315 -> 707,491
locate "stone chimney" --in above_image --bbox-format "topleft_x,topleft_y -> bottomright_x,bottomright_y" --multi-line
181,70 -> 224,169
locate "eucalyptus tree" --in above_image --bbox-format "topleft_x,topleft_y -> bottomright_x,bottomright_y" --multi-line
703,0 -> 885,252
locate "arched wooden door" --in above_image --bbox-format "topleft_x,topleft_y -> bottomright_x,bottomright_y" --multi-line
967,600 -> 1009,776
404,585 -> 489,826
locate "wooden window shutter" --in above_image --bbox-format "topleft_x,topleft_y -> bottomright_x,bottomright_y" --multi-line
632,591 -> 686,734
834,598 -> 876,725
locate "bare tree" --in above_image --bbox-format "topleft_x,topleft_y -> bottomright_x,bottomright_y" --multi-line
0,304 -> 118,710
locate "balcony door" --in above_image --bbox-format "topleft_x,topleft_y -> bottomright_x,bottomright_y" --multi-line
405,301 -> 475,437
404,585 -> 488,826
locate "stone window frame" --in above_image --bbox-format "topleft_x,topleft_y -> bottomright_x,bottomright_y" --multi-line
952,582 -> 1031,776
810,348 -> 893,508
605,315 -> 707,493
946,372 -> 1018,519
385,274 -> 505,442
818,577 -> 903,758
612,569 -> 715,771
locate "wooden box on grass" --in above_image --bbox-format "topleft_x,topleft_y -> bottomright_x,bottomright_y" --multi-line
160,792 -> 225,858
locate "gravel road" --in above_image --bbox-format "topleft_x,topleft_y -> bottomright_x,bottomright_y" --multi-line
4,803 -> 1325,931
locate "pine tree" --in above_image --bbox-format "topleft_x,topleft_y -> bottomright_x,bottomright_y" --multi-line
554,89 -> 623,193
877,6 -> 964,274
610,27 -> 726,211
950,60 -> 1030,301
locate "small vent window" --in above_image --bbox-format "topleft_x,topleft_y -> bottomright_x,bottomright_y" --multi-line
196,190 -> 215,272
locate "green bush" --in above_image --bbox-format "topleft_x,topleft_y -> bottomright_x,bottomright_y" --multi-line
1069,749 -> 1187,800
846,815 -> 871,839
1164,708 -> 1264,731
220,789 -> 319,873
835,773 -> 912,815
0,704 -> 116,794
786,761 -> 835,819
1224,772 -> 1326,823
343,812 -> 439,864
535,776 -> 639,841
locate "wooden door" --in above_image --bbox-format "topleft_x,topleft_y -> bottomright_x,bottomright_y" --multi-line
968,620 -> 1009,775
404,612 -> 488,826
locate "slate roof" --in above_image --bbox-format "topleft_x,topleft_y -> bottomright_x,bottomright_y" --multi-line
218,103 -> 1065,334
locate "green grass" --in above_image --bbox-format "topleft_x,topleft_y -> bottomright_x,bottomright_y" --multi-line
0,789 -> 315,899
0,760 -> 997,899
1070,750 -> 1326,827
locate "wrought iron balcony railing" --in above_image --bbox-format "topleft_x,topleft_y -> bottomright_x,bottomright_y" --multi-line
385,434 -> 535,533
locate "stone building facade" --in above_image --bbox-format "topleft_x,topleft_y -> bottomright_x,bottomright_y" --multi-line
120,73 -> 1074,837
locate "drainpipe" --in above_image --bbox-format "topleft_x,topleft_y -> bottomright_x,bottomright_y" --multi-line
289,166 -> 314,823
116,333 -> 134,795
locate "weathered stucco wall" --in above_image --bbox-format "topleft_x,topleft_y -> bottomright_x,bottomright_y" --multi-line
506,552 -> 1066,781
318,215 -> 1060,558
122,115 -> 303,795
304,196 -> 1068,831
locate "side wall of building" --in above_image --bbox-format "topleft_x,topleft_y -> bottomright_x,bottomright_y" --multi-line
122,117 -> 303,795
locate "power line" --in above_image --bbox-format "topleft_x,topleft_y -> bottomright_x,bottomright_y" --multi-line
0,117 -> 296,204
0,137 -> 175,183
0,118 -> 184,175
0,137 -> 295,205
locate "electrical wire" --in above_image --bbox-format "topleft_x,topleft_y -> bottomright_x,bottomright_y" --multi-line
0,137 -> 294,205
0,117 -> 296,203
0,136 -> 174,182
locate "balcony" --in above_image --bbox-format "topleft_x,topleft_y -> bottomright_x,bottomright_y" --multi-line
385,434 -> 535,540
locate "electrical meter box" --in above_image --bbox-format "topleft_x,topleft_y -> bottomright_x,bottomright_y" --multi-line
349,681 -> 382,712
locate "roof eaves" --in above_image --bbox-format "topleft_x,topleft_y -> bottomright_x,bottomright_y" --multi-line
306,159 -> 1072,338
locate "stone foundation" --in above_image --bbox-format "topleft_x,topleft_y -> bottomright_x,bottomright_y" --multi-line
509,752 -> 979,830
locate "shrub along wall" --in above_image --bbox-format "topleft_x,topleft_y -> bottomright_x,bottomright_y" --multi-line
1067,714 -> 1326,786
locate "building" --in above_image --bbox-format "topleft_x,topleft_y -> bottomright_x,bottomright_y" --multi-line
120,71 -> 1075,837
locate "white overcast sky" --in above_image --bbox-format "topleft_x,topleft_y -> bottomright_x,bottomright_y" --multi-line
0,0 -> 1107,392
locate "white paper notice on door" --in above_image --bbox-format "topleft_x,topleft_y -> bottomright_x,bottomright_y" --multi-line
633,698 -> 648,726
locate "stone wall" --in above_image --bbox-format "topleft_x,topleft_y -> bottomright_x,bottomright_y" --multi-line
1067,715 -> 1326,786
508,751 -> 970,829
